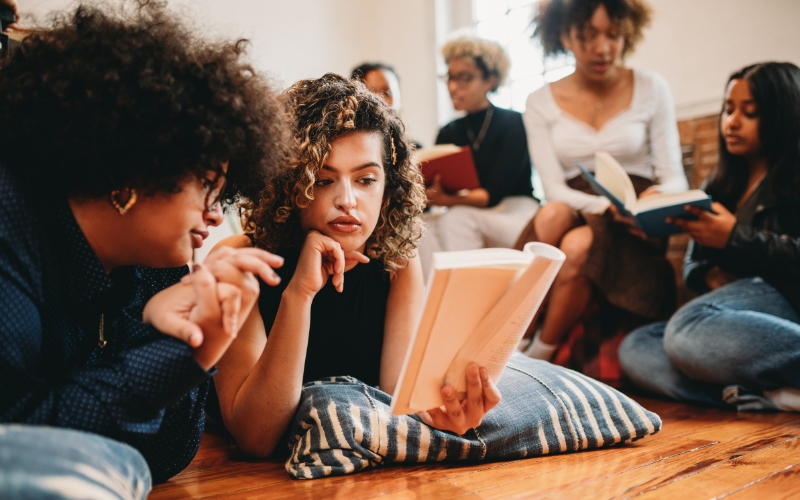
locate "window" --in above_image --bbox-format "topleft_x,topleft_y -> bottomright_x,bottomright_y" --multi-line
473,0 -> 574,112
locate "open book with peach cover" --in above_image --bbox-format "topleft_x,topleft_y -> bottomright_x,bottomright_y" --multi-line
391,243 -> 565,415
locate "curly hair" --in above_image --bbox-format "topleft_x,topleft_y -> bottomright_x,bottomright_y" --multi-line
0,0 -> 291,206
533,0 -> 652,58
441,36 -> 510,91
247,73 -> 426,277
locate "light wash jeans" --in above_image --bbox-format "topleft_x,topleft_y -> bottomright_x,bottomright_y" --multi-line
0,424 -> 151,500
619,277 -> 800,408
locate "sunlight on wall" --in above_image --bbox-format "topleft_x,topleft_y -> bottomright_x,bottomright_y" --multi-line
472,0 -> 574,112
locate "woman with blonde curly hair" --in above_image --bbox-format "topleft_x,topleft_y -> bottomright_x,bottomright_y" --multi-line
419,36 -> 539,278
211,74 -> 503,457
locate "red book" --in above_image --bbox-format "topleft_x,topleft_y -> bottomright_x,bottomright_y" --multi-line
417,144 -> 481,193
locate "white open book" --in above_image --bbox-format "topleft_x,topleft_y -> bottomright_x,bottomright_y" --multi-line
390,242 -> 565,415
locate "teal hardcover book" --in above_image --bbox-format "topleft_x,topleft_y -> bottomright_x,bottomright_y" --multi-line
576,152 -> 712,237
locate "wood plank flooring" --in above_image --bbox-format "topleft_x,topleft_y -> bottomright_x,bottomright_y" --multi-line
150,395 -> 800,499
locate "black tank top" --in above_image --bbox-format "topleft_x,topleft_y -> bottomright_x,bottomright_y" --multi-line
257,246 -> 391,386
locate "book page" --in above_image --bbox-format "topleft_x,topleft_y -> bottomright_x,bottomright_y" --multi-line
444,243 -> 565,396
595,151 -> 637,208
631,189 -> 710,214
389,268 -> 451,415
407,266 -> 520,412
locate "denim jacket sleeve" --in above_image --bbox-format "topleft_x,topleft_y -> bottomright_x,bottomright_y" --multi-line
723,221 -> 800,282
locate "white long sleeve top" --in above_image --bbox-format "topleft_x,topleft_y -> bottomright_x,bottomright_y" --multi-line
524,68 -> 688,214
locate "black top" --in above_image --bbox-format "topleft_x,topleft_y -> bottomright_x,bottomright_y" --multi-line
684,174 -> 800,314
0,163 -> 210,483
436,104 -> 535,207
257,247 -> 391,387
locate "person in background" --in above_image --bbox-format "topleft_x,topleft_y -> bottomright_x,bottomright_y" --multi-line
0,1 -> 289,497
619,62 -> 800,412
418,36 -> 538,278
352,62 -> 403,113
517,0 -> 688,361
352,61 -> 424,150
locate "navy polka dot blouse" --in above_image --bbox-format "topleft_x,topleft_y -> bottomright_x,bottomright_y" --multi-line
0,164 -> 212,483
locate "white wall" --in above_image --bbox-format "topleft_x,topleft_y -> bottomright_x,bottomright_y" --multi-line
23,0 -> 441,145
626,0 -> 800,119
22,0 -> 800,134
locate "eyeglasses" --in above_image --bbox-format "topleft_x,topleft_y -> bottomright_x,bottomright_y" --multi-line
438,72 -> 482,87
200,173 -> 227,212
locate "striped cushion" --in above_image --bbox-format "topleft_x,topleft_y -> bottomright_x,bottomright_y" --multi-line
285,352 -> 661,479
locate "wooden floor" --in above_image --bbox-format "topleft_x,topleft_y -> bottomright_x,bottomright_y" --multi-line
150,395 -> 800,499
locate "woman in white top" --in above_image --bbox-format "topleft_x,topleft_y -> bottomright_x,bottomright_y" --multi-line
518,0 -> 689,360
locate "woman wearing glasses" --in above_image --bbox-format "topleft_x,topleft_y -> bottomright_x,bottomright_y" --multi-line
516,0 -> 688,361
0,2 -> 288,496
418,36 -> 538,278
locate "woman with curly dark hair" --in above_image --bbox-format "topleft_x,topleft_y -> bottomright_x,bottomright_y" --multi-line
0,1 -> 289,496
516,0 -> 689,361
211,74 -> 504,458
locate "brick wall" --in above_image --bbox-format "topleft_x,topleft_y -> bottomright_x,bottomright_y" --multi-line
667,114 -> 720,305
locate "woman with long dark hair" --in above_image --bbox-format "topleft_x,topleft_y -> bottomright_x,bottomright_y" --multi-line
619,62 -> 800,411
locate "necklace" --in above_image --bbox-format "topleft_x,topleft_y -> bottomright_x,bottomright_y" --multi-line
585,98 -> 603,128
465,105 -> 494,151
98,313 -> 107,348
575,83 -> 604,128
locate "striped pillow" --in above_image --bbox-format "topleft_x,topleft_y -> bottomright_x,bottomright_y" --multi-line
285,352 -> 661,479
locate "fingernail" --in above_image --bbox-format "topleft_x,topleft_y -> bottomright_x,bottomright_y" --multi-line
189,333 -> 202,346
480,368 -> 488,380
443,386 -> 454,398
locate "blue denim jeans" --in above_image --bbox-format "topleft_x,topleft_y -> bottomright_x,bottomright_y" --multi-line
619,277 -> 800,408
0,424 -> 151,499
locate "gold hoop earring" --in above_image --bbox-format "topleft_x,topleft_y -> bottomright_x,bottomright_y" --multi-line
109,188 -> 137,215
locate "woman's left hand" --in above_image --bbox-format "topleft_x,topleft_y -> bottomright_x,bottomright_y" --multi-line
668,202 -> 736,249
425,174 -> 454,207
417,363 -> 502,435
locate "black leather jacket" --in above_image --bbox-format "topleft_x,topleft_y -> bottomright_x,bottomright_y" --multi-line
683,174 -> 800,314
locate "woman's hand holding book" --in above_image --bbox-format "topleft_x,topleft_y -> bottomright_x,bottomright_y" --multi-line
416,363 -> 502,436
667,202 -> 736,249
